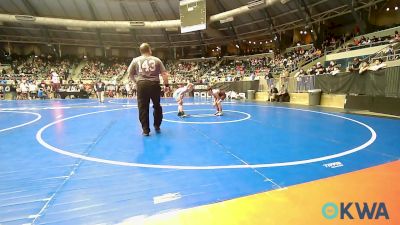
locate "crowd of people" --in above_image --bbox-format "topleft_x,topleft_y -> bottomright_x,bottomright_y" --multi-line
79,57 -> 129,81
1,55 -> 75,81
337,30 -> 400,52
0,78 -> 54,100
1,28 -> 399,101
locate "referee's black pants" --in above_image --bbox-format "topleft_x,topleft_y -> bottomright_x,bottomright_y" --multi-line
137,80 -> 163,133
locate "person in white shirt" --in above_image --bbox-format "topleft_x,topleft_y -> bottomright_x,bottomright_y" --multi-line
368,59 -> 387,71
51,69 -> 61,98
173,83 -> 194,117
294,69 -> 305,92
28,81 -> 37,99
279,69 -> 289,87
326,61 -> 341,75
19,80 -> 29,100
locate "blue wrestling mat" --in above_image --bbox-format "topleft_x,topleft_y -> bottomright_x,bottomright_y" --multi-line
0,98 -> 399,225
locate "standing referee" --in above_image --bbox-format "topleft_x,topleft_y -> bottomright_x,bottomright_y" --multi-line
128,43 -> 169,136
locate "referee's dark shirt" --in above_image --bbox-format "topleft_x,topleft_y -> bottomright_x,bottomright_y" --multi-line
95,82 -> 105,92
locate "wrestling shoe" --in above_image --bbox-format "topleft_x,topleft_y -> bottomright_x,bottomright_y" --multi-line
177,111 -> 183,117
215,112 -> 224,116
179,111 -> 187,118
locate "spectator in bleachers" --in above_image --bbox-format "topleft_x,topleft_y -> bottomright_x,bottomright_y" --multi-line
315,62 -> 326,75
9,79 -> 17,100
359,61 -> 370,74
13,67 -> 19,74
307,65 -> 317,75
326,61 -> 340,75
277,85 -> 290,102
19,79 -> 29,100
391,31 -> 400,43
268,85 -> 278,102
313,49 -> 323,58
264,67 -> 274,88
78,81 -> 84,92
385,45 -> 398,60
37,87 -> 46,100
326,61 -> 335,73
2,28 -> 398,102
368,59 -> 387,71
279,68 -> 289,87
79,57 -> 128,81
28,80 -> 37,99
349,58 -> 361,73
294,69 -> 306,92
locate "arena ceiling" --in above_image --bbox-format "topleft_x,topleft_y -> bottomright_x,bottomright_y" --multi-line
0,0 -> 386,49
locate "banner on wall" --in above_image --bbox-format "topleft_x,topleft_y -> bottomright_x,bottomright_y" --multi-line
315,67 -> 399,97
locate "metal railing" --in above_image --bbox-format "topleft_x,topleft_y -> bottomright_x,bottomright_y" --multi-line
259,74 -> 317,93
371,51 -> 400,62
347,43 -> 400,68
336,40 -> 391,53
367,43 -> 400,62
285,43 -> 314,53
1,73 -> 38,80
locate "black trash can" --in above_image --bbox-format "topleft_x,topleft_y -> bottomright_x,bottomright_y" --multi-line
308,89 -> 322,106
247,90 -> 255,100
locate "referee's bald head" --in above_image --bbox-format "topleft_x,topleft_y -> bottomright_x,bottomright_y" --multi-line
140,43 -> 152,55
